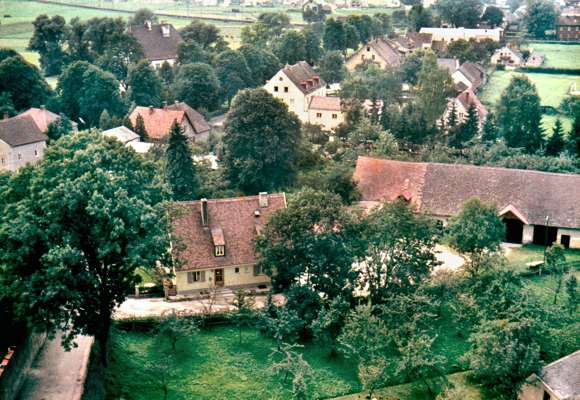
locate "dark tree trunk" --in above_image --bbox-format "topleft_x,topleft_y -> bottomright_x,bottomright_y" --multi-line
97,316 -> 111,366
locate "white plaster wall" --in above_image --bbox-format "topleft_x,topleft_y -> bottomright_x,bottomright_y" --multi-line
557,228 -> 580,249
0,140 -> 46,172
523,224 -> 534,244
151,58 -> 177,69
308,108 -> 344,131
175,265 -> 270,294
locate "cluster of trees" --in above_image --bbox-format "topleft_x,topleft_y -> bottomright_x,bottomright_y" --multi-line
251,190 -> 579,399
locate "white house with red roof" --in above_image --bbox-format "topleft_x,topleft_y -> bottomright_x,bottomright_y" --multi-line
170,193 -> 287,295
307,96 -> 344,130
441,88 -> 488,130
0,115 -> 47,172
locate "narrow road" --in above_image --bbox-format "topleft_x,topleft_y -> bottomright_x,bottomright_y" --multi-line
17,332 -> 93,400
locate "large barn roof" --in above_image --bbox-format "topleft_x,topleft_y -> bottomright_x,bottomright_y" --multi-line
354,156 -> 580,229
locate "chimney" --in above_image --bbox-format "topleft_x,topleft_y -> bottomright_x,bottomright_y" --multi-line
259,192 -> 269,208
174,100 -> 180,107
149,105 -> 154,114
161,23 -> 171,38
163,101 -> 168,110
145,20 -> 152,31
201,198 -> 209,227
40,105 -> 46,110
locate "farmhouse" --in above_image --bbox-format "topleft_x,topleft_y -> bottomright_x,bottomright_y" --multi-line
128,21 -> 182,68
0,115 -> 47,172
18,106 -> 78,132
419,27 -> 503,43
437,58 -> 460,74
353,157 -> 580,248
491,46 -> 524,67
442,88 -> 488,128
452,62 -> 487,92
169,193 -> 286,295
264,61 -> 326,123
128,103 -> 209,142
556,14 -> 580,41
346,37 -> 404,72
519,350 -> 580,400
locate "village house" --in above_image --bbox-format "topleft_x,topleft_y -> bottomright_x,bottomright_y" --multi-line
437,58 -> 460,75
128,21 -> 182,68
264,61 -> 327,123
353,157 -> 580,248
128,102 -> 209,142
390,32 -> 435,55
490,46 -> 544,68
442,88 -> 488,129
346,37 -> 404,72
519,350 -> 580,400
556,13 -> 580,41
307,96 -> 344,131
169,193 -> 287,295
419,27 -> 503,43
452,62 -> 487,92
0,115 -> 47,172
101,126 -> 153,154
18,106 -> 78,133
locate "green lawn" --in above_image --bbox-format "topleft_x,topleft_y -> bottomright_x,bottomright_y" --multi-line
526,42 -> 580,70
106,326 -> 362,400
479,70 -> 579,132
504,244 -> 580,273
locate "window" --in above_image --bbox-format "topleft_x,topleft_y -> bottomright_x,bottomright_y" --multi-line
371,54 -> 375,60
235,267 -> 240,273
215,245 -> 225,257
332,114 -> 337,119
253,264 -> 265,276
1,158 -> 4,165
34,149 -> 38,157
274,86 -> 279,92
316,112 -> 322,118
17,153 -> 22,160
366,46 -> 370,51
279,76 -> 283,81
187,271 -> 206,283
284,86 -> 289,93
543,391 -> 551,400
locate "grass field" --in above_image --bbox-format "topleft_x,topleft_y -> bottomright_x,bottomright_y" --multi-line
526,42 -> 580,70
479,70 -> 579,133
505,244 -> 580,273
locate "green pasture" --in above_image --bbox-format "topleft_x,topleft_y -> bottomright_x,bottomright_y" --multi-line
526,42 -> 580,70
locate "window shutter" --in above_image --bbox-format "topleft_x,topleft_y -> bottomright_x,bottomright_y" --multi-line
201,271 -> 206,282
187,272 -> 193,284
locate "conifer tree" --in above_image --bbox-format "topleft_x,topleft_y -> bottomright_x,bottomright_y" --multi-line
134,114 -> 149,141
450,104 -> 478,148
482,112 -> 499,143
546,119 -> 565,156
99,110 -> 113,130
446,101 -> 458,129
570,113 -> 580,157
165,120 -> 199,201
122,115 -> 134,131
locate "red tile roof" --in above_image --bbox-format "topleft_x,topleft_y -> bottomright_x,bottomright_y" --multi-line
282,61 -> 326,95
129,106 -> 185,140
354,156 -> 580,229
456,89 -> 488,119
309,96 -> 342,111
17,107 -> 59,132
171,194 -> 287,271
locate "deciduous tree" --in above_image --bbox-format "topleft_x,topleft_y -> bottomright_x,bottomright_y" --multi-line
127,60 -> 163,108
28,15 -> 69,75
318,51 -> 346,84
0,55 -> 52,111
524,0 -> 557,39
436,0 -> 483,28
172,63 -> 220,111
0,132 -> 169,364
222,88 -> 301,193
481,6 -> 504,28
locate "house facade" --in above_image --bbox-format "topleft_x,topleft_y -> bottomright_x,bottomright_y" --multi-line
307,96 -> 344,131
170,193 -> 287,295
128,21 -> 183,68
419,27 -> 503,43
346,37 -> 404,72
442,89 -> 488,129
353,157 -> 580,249
491,46 -> 524,67
519,350 -> 580,400
556,14 -> 580,41
264,61 -> 327,122
0,115 -> 47,172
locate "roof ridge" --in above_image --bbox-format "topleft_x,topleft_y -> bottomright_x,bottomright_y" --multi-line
176,193 -> 286,205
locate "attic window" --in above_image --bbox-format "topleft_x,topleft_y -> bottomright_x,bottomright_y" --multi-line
215,245 -> 225,257
279,76 -> 283,81
367,46 -> 371,51
161,24 -> 171,38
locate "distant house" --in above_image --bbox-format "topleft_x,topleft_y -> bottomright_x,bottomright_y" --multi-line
346,37 -> 404,72
442,88 -> 488,129
166,101 -> 211,142
519,350 -> 580,400
128,103 -> 209,142
307,96 -> 344,131
353,156 -> 580,248
452,62 -> 487,92
264,61 -> 326,122
102,126 -> 153,154
390,32 -> 434,55
128,21 -> 183,68
17,106 -> 78,133
525,52 -> 544,67
437,58 -> 460,75
169,193 -> 287,295
0,115 -> 47,172
556,14 -> 580,41
419,27 -> 503,43
491,46 -> 524,67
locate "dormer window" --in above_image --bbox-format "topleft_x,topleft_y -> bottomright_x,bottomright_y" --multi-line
215,245 -> 225,257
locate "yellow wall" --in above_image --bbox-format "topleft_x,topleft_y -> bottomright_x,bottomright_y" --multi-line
175,265 -> 270,294
308,108 -> 344,131
346,46 -> 388,72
